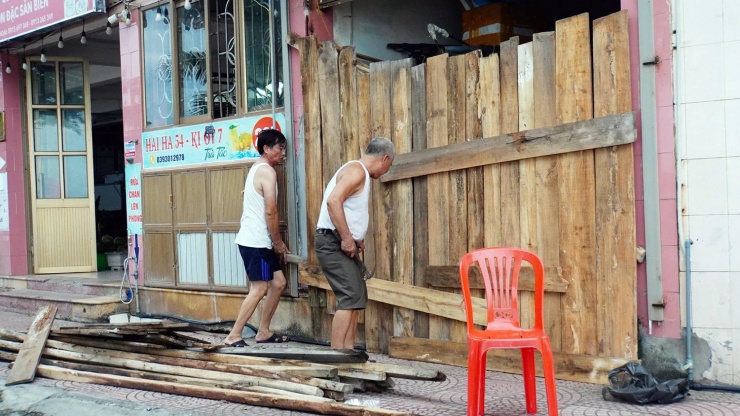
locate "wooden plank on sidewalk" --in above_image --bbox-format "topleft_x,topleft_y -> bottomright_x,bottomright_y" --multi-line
593,10 -> 637,360
5,306 -> 57,386
556,12 -> 597,356
388,336 -> 630,385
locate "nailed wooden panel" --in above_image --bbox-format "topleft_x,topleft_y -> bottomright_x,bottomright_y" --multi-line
173,171 -> 207,227
144,231 -> 175,285
298,36 -> 322,266
424,265 -> 569,293
498,37 -> 521,249
533,30 -> 563,352
142,173 -> 173,227
556,13 -> 597,356
35,207 -> 94,269
411,63 -> 430,339
593,10 -> 637,360
465,52 -> 485,253
339,47 -> 361,160
479,54 -> 502,248
318,40 -> 343,187
212,232 -> 246,287
390,59 -> 415,338
209,167 -> 245,226
425,54 -> 451,342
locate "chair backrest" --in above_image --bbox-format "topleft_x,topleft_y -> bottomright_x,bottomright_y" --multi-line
459,247 -> 545,332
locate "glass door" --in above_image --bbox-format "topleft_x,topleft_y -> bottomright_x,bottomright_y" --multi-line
26,58 -> 96,273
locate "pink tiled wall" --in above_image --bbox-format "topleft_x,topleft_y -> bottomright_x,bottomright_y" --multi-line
623,0 -> 681,338
0,54 -> 29,276
118,11 -> 146,285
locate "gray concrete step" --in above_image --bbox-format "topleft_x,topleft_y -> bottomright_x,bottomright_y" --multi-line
0,288 -> 128,323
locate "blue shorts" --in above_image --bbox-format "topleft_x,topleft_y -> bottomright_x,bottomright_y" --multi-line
238,245 -> 282,282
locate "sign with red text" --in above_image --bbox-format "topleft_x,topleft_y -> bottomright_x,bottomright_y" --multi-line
141,113 -> 285,170
125,163 -> 142,235
0,0 -> 105,43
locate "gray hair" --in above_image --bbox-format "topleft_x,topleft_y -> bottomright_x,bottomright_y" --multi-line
364,137 -> 396,159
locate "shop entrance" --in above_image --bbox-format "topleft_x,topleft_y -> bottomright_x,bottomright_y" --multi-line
26,58 -> 97,273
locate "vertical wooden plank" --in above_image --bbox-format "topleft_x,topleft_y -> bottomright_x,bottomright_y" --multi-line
369,60 -> 394,353
466,52 -> 485,253
533,31 -> 563,351
425,54 -> 451,341
480,54 -> 502,249
356,72 -> 372,335
390,59 -> 415,338
339,47 -> 360,160
499,37 -> 520,248
555,13 -> 597,356
298,36 -> 322,267
517,42 -> 536,330
593,10 -> 637,360
411,63 -> 430,339
6,306 -> 57,385
447,54 -> 469,343
318,41 -> 343,188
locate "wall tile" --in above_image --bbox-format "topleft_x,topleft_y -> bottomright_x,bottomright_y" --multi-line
634,156 -> 644,201
691,273 -> 731,328
683,44 -> 725,103
658,152 -> 677,200
687,158 -> 728,215
662,245 -> 680,292
685,101 -> 726,159
730,216 -> 740,271
725,42 -> 740,100
729,158 -> 740,214
725,1 -> 740,42
733,328 -> 740,385
657,105 -> 676,154
636,199 -> 646,245
688,215 -> 730,272
696,328 -> 734,383
660,199 -> 678,246
680,0 -> 724,47
727,100 -> 740,157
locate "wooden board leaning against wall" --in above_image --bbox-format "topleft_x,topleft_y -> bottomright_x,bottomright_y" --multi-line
296,10 -> 637,384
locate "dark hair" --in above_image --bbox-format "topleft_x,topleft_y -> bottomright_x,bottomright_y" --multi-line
256,129 -> 287,155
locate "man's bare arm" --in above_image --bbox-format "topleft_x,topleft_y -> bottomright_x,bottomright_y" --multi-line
258,167 -> 289,262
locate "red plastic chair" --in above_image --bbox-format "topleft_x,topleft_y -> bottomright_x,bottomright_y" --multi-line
460,247 -> 558,416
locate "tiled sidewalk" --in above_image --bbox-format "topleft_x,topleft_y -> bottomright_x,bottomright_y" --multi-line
2,308 -> 740,415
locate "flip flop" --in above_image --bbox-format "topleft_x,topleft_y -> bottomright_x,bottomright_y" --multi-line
256,333 -> 289,343
227,339 -> 248,347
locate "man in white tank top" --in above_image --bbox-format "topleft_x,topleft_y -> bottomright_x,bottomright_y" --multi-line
315,137 -> 395,349
223,129 -> 290,347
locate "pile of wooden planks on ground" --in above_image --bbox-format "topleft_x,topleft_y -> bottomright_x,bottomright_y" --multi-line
0,307 -> 445,416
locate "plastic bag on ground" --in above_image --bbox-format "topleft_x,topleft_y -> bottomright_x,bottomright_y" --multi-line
603,362 -> 690,405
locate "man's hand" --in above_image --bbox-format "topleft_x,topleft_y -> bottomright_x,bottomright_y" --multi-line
273,240 -> 290,264
355,240 -> 365,252
341,237 -> 356,258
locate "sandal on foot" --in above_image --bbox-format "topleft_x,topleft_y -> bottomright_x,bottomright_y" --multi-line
256,333 -> 289,343
227,339 -> 248,347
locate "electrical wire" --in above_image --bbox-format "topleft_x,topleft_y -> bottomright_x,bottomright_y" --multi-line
119,257 -> 134,305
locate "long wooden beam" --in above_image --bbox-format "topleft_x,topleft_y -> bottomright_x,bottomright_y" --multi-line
301,267 -> 489,326
389,337 -> 631,385
380,111 -> 635,182
6,306 -> 56,386
425,265 -> 569,293
31,364 -> 411,416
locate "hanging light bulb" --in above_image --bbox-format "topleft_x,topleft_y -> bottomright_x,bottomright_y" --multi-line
58,34 -> 64,49
184,0 -> 192,10
21,46 -> 27,70
40,48 -> 47,63
155,6 -> 163,22
163,7 -> 169,21
80,21 -> 87,44
106,22 -> 113,35
5,62 -> 10,74
124,10 -> 132,25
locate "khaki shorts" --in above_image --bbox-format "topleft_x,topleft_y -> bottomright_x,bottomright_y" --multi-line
314,233 -> 367,310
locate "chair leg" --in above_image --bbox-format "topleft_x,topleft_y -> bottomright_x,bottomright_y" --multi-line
477,350 -> 487,415
521,347 -> 537,414
540,340 -> 559,416
468,343 -> 482,416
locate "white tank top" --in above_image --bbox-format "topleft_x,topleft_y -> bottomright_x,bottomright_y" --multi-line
234,162 -> 275,248
316,161 -> 371,241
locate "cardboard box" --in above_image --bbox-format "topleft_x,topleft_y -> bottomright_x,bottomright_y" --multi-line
462,3 -> 539,46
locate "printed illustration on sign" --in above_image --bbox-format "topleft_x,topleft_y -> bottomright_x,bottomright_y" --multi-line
142,113 -> 285,169
125,164 -> 142,235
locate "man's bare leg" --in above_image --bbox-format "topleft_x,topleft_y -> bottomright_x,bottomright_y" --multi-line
331,309 -> 354,349
342,309 -> 359,349
255,271 -> 287,342
224,281 -> 268,344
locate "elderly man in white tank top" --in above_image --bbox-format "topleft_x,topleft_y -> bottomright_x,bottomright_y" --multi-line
315,137 -> 395,349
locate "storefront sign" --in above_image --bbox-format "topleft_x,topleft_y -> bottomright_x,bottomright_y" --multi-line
0,173 -> 8,231
0,0 -> 104,44
141,113 -> 285,170
125,163 -> 142,235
